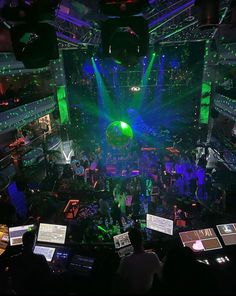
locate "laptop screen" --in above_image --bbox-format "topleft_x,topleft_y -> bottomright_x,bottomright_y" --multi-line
9,224 -> 35,246
216,223 -> 236,246
179,228 -> 222,252
146,214 -> 173,235
33,245 -> 55,262
37,223 -> 67,245
113,232 -> 131,249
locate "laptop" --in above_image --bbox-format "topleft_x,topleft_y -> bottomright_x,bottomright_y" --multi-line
113,232 -> 134,258
33,245 -> 56,262
9,224 -> 35,246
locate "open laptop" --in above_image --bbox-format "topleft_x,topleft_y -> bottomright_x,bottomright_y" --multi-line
9,224 -> 35,246
37,223 -> 67,245
113,232 -> 134,258
33,245 -> 56,262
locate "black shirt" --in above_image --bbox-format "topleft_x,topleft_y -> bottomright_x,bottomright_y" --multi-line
8,251 -> 51,294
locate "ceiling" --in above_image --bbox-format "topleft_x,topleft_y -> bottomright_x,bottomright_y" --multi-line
56,0 -> 233,49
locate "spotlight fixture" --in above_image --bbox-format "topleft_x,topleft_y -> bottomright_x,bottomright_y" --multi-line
130,86 -> 141,92
100,0 -> 149,67
10,23 -> 58,68
1,0 -> 60,68
101,16 -> 149,67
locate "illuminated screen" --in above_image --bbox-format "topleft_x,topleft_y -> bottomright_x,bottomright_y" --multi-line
113,232 -> 131,249
33,245 -> 55,262
216,223 -> 236,246
37,223 -> 67,245
146,214 -> 173,235
9,224 -> 34,246
179,228 -> 222,252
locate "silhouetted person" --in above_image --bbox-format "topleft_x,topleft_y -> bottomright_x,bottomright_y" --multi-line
7,230 -> 51,295
0,193 -> 17,226
114,227 -> 162,294
160,246 -> 221,295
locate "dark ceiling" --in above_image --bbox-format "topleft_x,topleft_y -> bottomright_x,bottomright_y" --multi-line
56,0 -> 232,49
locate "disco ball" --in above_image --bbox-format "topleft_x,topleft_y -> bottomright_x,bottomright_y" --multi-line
106,121 -> 133,147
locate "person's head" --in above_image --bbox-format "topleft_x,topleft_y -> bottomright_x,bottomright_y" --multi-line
128,227 -> 143,250
22,230 -> 36,252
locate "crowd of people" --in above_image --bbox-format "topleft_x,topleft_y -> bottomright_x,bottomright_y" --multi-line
0,132 -> 232,295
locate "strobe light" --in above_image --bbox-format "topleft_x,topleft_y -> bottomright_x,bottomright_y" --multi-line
195,0 -> 220,29
100,0 -> 149,16
101,16 -> 149,67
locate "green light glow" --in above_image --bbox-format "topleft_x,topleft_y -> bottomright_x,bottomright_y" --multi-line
200,82 -> 211,124
98,226 -> 107,233
200,42 -> 212,125
57,86 -> 69,124
121,121 -> 128,129
92,58 -> 115,122
137,53 -> 156,109
106,121 -> 133,147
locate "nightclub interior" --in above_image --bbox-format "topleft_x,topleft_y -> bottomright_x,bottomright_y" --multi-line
0,0 -> 236,295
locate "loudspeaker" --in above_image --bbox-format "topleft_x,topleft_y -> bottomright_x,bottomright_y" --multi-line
10,23 -> 59,68
101,16 -> 149,57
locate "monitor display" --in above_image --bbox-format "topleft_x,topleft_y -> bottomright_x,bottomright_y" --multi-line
146,214 -> 173,235
9,224 -> 34,246
33,245 -> 55,262
216,223 -> 236,246
113,232 -> 131,249
37,223 -> 67,245
179,228 -> 222,252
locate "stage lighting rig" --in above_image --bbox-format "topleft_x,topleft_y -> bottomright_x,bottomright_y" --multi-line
100,0 -> 149,16
100,1 -> 149,67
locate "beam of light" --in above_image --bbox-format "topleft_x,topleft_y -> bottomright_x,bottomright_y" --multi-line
136,53 -> 156,110
97,226 -> 107,233
153,54 -> 165,114
57,85 -> 70,124
91,57 -> 115,124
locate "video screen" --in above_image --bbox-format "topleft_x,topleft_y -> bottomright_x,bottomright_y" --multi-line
37,223 -> 67,245
146,214 -> 173,235
179,228 -> 222,252
33,245 -> 55,262
216,223 -> 236,246
113,232 -> 131,249
9,224 -> 34,246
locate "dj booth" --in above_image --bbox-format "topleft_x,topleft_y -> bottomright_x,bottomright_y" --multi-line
5,217 -> 236,278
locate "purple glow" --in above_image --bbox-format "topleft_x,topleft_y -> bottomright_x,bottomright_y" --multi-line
58,11 -> 91,28
149,0 -> 195,28
56,32 -> 79,44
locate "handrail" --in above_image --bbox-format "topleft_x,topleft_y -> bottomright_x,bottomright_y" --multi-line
0,128 -> 60,169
